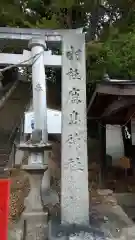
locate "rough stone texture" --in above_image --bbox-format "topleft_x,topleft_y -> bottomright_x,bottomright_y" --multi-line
21,165 -> 49,240
23,214 -> 48,240
49,212 -> 135,240
22,171 -> 44,213
49,152 -> 61,183
9,145 -> 135,239
41,188 -> 59,208
49,170 -> 135,240
8,160 -> 135,240
61,33 -> 89,225
15,149 -> 25,166
8,168 -> 49,239
31,129 -> 42,144
115,193 -> 135,220
8,229 -> 23,240
49,219 -> 107,240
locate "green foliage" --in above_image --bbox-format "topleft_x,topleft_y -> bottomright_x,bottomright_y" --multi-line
86,27 -> 135,82
36,15 -> 60,29
86,41 -> 106,82
1,0 -> 135,85
0,1 -> 25,27
104,30 -> 135,80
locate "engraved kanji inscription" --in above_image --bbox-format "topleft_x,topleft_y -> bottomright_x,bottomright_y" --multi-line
66,132 -> 81,147
66,45 -> 82,61
66,68 -> 81,80
65,157 -> 84,171
35,83 -> 43,91
68,110 -> 81,125
69,87 -> 82,104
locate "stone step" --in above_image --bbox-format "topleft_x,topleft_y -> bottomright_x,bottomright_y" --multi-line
0,148 -> 10,153
0,142 -> 11,147
0,153 -> 9,158
0,150 -> 12,168
115,193 -> 135,221
0,81 -> 30,133
122,206 -> 135,220
0,158 -> 8,167
0,81 -> 31,168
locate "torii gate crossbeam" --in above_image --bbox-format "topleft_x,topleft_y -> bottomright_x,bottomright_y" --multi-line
0,27 -> 83,43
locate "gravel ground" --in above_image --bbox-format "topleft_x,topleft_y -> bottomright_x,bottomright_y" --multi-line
9,169 -> 30,225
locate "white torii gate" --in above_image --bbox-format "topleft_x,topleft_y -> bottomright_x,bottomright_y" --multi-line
0,50 -> 61,67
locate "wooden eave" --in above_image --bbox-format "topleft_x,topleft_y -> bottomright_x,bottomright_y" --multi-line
87,81 -> 135,125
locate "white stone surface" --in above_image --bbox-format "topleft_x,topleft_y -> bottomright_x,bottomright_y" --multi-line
29,38 -> 47,143
61,33 -> 89,225
106,125 -> 124,165
28,152 -> 43,165
0,27 -> 83,43
0,51 -> 61,67
24,109 -> 61,134
15,149 -> 24,165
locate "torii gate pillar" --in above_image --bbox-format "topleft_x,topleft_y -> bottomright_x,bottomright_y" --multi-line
28,38 -> 48,143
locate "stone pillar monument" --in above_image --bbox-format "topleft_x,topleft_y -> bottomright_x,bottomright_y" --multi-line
17,38 -> 52,240
61,33 -> 89,225
49,33 -> 84,239
49,32 -> 107,240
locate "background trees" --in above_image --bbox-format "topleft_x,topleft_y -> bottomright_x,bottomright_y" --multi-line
0,0 -> 135,85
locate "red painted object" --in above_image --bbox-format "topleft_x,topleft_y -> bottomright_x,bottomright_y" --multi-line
0,179 -> 10,240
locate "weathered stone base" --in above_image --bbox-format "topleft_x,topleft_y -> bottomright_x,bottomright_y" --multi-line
8,229 -> 23,240
22,212 -> 48,240
8,219 -> 24,240
49,217 -> 108,240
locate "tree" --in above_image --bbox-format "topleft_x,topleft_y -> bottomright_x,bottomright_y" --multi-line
0,0 -> 135,85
